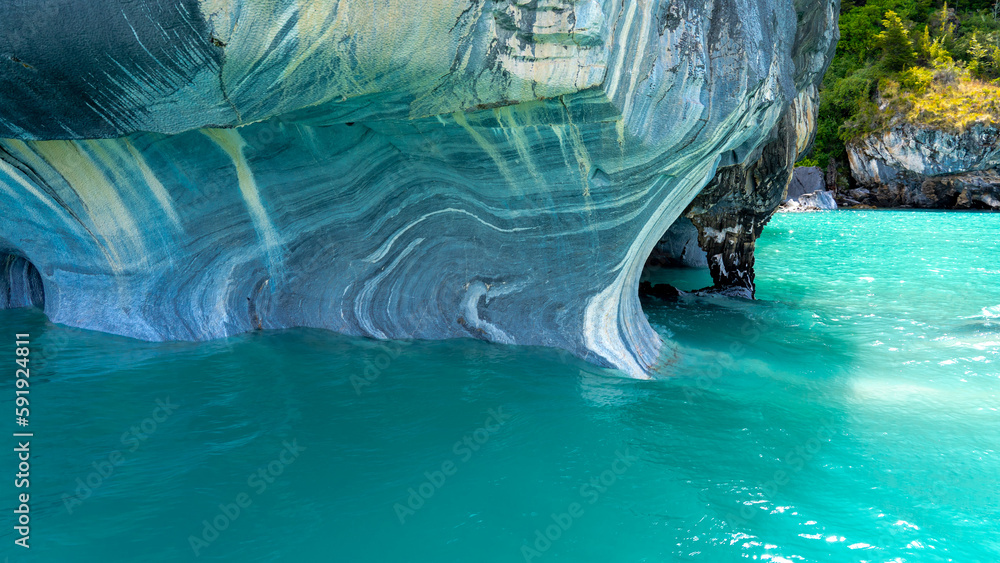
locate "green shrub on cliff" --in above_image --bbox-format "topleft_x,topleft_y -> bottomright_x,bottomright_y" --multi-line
899,66 -> 935,92
809,0 -> 1000,169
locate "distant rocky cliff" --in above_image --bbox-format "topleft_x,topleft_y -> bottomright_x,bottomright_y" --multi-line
0,0 -> 839,377
847,123 -> 1000,209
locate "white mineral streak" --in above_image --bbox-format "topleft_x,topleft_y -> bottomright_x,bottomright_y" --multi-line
201,128 -> 284,275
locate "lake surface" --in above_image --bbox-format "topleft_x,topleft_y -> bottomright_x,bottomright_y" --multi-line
2,210 -> 998,562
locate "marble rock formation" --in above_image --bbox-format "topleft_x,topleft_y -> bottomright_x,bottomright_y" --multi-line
778,166 -> 837,211
0,255 -> 44,310
0,0 -> 838,378
848,123 -> 1000,209
649,0 -> 840,298
786,166 -> 826,201
780,189 -> 837,212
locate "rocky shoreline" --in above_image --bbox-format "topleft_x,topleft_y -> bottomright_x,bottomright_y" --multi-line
843,123 -> 1000,210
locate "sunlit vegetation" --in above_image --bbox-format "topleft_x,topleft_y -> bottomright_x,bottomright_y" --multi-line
810,1 -> 1000,169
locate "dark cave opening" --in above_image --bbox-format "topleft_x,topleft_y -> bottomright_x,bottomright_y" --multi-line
1,253 -> 45,310
639,217 -> 713,302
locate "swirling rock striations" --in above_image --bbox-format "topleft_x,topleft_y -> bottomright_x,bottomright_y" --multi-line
847,123 -> 1000,209
0,0 -> 837,377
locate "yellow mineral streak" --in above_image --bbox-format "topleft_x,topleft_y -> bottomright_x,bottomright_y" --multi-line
29,140 -> 151,270
201,128 -> 282,265
122,139 -> 183,228
561,106 -> 594,199
0,151 -> 69,221
452,111 -> 518,191
495,106 -> 542,182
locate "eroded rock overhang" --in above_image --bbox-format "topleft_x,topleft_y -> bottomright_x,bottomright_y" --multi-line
0,0 -> 831,377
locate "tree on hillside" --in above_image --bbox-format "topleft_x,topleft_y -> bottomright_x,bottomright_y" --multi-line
877,11 -> 918,70
838,1 -> 919,64
915,25 -> 934,63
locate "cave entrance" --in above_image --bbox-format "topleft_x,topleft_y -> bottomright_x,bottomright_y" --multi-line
1,253 -> 45,310
640,217 -> 713,297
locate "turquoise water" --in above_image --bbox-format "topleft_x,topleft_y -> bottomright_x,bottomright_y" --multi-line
2,210 -> 998,562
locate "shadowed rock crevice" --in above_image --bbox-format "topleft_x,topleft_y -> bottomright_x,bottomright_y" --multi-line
0,254 -> 44,310
643,89 -> 817,299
